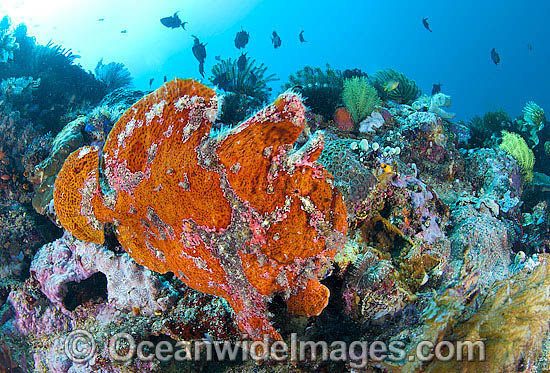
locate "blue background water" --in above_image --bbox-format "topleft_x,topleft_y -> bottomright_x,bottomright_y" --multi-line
1,0 -> 548,121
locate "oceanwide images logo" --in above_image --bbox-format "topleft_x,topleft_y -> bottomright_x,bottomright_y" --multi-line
64,330 -> 485,368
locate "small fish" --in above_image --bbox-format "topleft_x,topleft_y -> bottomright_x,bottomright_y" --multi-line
160,12 -> 187,29
527,43 -> 533,52
237,52 -> 247,71
120,29 -> 127,34
422,17 -> 432,32
271,31 -> 281,48
149,78 -> 154,88
491,48 -> 500,65
215,55 -> 221,61
198,62 -> 205,77
380,163 -> 392,173
98,18 -> 104,22
383,80 -> 399,92
163,75 -> 167,83
234,28 -> 250,49
432,82 -> 442,95
192,35 -> 206,63
299,30 -> 307,42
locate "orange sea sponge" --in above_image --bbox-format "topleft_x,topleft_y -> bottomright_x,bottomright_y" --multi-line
333,107 -> 354,131
54,78 -> 347,342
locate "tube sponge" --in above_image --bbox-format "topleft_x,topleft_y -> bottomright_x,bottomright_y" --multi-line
342,77 -> 380,125
500,131 -> 535,183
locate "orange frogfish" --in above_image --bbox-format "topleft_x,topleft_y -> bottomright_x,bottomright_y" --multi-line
53,79 -> 347,342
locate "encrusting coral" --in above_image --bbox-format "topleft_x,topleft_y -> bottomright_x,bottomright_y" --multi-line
53,78 -> 347,342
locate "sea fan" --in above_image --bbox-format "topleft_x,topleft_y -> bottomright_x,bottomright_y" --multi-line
210,55 -> 277,104
94,58 -> 133,92
371,69 -> 421,105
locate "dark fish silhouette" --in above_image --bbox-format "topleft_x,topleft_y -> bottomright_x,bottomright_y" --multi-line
237,52 -> 247,71
271,31 -> 281,48
163,75 -> 167,83
149,78 -> 154,88
192,35 -> 206,63
199,63 -> 205,77
234,28 -> 249,49
215,55 -> 221,61
527,43 -> 533,52
120,30 -> 127,34
422,18 -> 432,32
491,48 -> 500,65
98,18 -> 104,22
192,35 -> 206,77
432,83 -> 442,95
299,30 -> 307,42
160,12 -> 187,29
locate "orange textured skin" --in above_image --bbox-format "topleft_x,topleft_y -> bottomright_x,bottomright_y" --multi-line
53,146 -> 104,244
54,79 -> 347,342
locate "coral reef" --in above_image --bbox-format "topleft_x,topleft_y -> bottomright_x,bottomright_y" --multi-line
413,92 -> 456,120
30,232 -> 176,316
284,64 -> 344,120
0,28 -> 107,133
500,130 -> 535,183
53,79 -> 347,342
318,134 -> 378,215
467,109 -> 513,148
1,19 -> 548,370
342,76 -> 380,126
94,58 -> 133,92
358,110 -> 385,133
3,233 -> 238,372
371,69 -> 421,105
420,256 -> 550,372
520,100 -> 546,147
0,16 -> 18,63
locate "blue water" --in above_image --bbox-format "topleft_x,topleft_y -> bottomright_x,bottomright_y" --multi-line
1,0 -> 548,120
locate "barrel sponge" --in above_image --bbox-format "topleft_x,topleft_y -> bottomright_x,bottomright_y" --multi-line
53,146 -> 105,244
